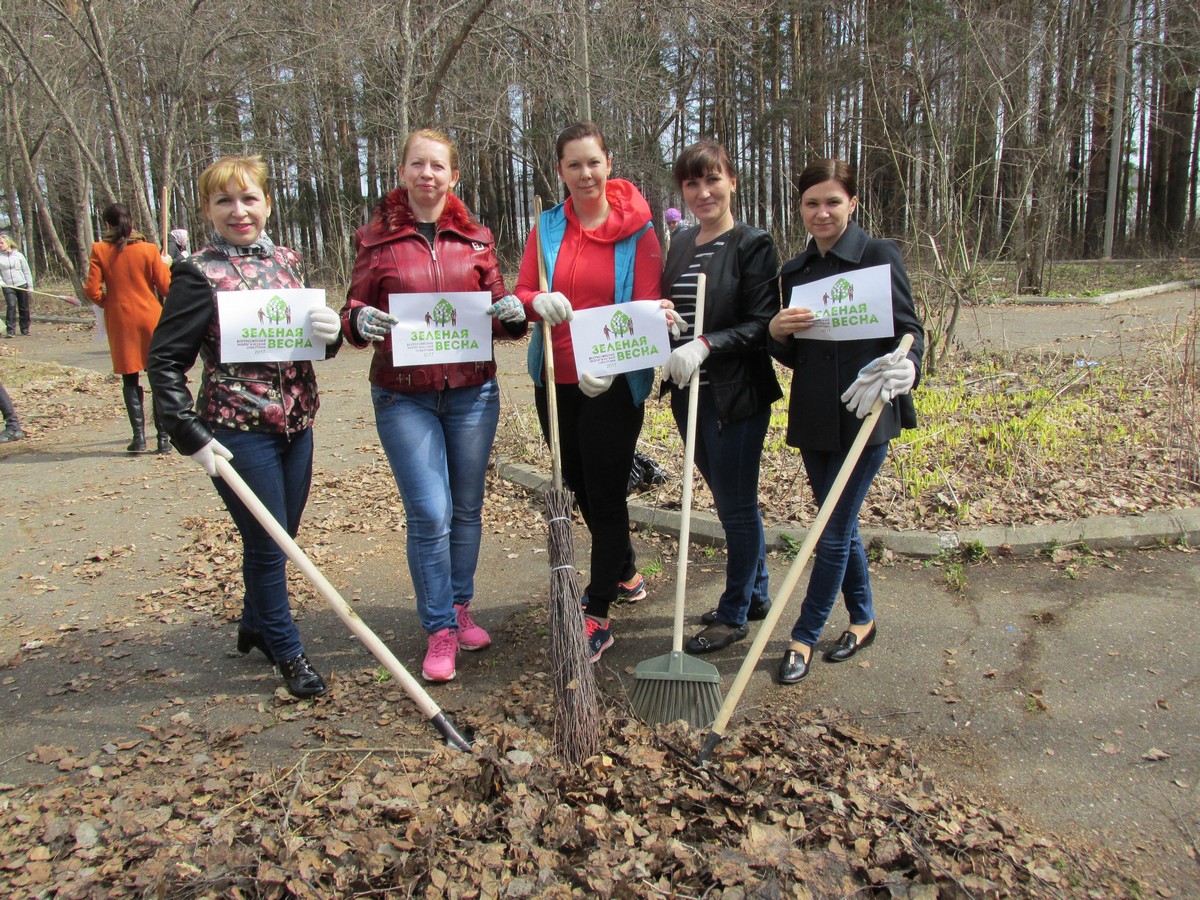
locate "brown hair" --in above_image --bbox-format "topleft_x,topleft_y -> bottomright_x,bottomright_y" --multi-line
198,155 -> 271,209
673,140 -> 737,186
403,128 -> 459,172
100,203 -> 133,250
796,159 -> 857,199
555,121 -> 609,161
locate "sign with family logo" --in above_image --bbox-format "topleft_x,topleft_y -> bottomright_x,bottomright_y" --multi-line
570,300 -> 671,377
787,263 -> 894,341
218,289 -> 328,363
388,291 -> 492,366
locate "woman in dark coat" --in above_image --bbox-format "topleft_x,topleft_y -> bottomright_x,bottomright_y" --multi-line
769,158 -> 924,685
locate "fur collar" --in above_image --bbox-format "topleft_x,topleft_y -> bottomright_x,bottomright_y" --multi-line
373,189 -> 484,240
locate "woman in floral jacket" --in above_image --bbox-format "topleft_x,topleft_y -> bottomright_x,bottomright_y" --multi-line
148,155 -> 343,699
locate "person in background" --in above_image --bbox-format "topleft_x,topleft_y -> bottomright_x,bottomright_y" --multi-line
0,380 -> 25,442
84,204 -> 173,453
167,229 -> 191,264
149,154 -> 343,699
0,234 -> 34,338
514,121 -> 664,663
769,158 -> 924,685
341,128 -> 527,684
660,139 -> 781,654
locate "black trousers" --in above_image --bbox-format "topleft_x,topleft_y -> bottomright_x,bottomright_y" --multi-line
535,375 -> 643,618
3,286 -> 30,334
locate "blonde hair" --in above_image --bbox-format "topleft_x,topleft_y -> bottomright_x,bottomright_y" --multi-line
403,129 -> 459,172
198,155 -> 271,207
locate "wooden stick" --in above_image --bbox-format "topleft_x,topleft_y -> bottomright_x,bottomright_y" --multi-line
212,456 -> 471,750
533,197 -> 564,492
697,333 -> 915,761
672,273 -> 706,655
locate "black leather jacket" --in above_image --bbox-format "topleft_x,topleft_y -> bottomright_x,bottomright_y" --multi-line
661,223 -> 782,426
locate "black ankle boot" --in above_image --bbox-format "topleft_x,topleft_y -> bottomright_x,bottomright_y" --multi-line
122,382 -> 146,452
237,627 -> 275,663
278,654 -> 328,699
151,394 -> 171,454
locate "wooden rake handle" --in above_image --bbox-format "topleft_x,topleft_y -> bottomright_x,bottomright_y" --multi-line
672,273 -> 706,655
212,457 -> 471,751
533,196 -> 564,492
697,333 -> 915,761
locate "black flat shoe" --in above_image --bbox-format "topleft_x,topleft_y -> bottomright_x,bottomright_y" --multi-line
236,627 -> 275,664
701,599 -> 770,625
685,621 -> 749,654
777,648 -> 811,685
823,622 -> 877,663
278,653 -> 328,699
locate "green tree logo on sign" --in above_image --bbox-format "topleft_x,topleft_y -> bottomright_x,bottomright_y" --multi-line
262,295 -> 290,325
608,309 -> 634,337
830,278 -> 853,304
428,298 -> 458,327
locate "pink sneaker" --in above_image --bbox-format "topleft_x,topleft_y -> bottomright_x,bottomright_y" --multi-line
455,604 -> 491,651
422,628 -> 458,682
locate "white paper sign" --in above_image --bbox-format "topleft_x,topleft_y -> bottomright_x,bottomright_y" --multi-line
218,289 -> 327,363
788,263 -> 894,341
570,300 -> 672,377
388,292 -> 493,366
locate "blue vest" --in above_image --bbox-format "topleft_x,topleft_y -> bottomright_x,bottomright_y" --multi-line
526,202 -> 654,405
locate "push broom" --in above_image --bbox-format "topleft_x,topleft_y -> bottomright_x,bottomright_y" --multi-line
212,456 -> 473,752
696,334 -> 914,762
533,197 -> 601,765
629,273 -> 722,728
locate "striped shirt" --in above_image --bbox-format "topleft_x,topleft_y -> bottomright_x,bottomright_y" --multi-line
666,229 -> 732,386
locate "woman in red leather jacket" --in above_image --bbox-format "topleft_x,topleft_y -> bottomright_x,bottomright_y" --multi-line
341,128 -> 527,684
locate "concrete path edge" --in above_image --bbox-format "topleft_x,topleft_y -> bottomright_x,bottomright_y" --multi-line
497,458 -> 1200,559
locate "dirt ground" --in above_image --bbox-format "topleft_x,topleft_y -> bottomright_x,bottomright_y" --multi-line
1,290 -> 1198,895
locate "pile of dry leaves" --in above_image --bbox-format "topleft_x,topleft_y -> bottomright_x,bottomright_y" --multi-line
0,670 -> 1129,898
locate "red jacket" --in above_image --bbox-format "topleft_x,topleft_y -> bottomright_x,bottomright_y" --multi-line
514,178 -> 662,383
343,190 -> 521,392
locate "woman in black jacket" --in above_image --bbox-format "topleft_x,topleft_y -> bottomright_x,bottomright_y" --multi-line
661,140 -> 782,653
769,158 -> 924,685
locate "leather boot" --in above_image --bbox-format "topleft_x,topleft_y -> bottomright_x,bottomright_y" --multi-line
122,382 -> 147,452
151,394 -> 170,454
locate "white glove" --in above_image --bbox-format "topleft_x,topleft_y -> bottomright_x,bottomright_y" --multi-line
578,372 -> 613,398
487,295 -> 526,323
664,308 -> 685,341
307,306 -> 341,345
161,254 -> 173,267
879,357 -> 917,404
354,306 -> 398,342
532,292 -> 573,325
191,438 -> 232,477
840,348 -> 913,418
664,339 -> 710,385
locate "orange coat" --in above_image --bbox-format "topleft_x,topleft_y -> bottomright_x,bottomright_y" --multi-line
84,238 -> 171,374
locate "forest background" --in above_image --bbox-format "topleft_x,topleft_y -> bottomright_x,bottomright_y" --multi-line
1,0 -> 1197,305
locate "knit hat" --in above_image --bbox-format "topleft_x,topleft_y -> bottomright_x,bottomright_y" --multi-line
665,208 -> 682,224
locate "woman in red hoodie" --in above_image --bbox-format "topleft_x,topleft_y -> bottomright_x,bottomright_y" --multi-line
515,121 -> 664,663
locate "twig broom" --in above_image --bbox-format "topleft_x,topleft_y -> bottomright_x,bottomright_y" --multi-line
534,197 -> 601,765
213,457 -> 473,752
696,334 -> 914,762
629,274 -> 721,727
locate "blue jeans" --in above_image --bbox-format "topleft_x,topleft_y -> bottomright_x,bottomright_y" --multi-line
670,388 -> 770,626
210,427 -> 314,663
789,441 -> 889,647
373,380 -> 500,634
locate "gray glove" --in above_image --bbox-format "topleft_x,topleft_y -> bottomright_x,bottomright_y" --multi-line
487,295 -> 526,324
532,292 -> 573,325
307,306 -> 341,345
191,437 -> 232,476
578,372 -> 613,398
840,347 -> 912,418
354,306 -> 398,342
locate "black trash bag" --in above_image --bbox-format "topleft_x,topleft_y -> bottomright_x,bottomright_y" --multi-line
628,451 -> 668,494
